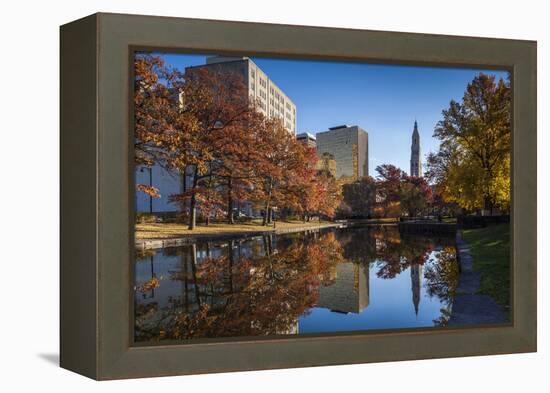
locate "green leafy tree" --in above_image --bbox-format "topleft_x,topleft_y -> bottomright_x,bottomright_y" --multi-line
428,73 -> 511,213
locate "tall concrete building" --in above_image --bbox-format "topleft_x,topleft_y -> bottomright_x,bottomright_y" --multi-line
187,56 -> 297,134
316,125 -> 369,180
410,120 -> 422,177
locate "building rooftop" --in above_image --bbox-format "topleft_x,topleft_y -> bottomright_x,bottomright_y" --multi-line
205,56 -> 249,64
296,132 -> 316,140
328,124 -> 350,130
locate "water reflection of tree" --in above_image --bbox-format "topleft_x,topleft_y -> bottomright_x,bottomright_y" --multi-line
336,226 -> 436,279
337,227 -> 378,264
423,246 -> 460,326
135,227 -> 462,340
370,226 -> 435,279
424,247 -> 459,303
135,232 -> 344,341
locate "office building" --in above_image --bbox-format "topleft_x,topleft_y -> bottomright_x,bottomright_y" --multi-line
316,125 -> 369,180
187,56 -> 297,134
296,132 -> 317,148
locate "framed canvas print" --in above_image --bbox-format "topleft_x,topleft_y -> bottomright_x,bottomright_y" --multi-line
60,13 -> 537,380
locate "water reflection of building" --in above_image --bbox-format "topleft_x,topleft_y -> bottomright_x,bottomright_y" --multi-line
410,264 -> 423,315
317,262 -> 369,314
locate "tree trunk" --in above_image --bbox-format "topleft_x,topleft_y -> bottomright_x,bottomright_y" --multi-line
190,243 -> 201,307
483,195 -> 493,215
267,207 -> 273,225
267,234 -> 273,254
262,179 -> 273,226
228,240 -> 234,293
227,177 -> 234,224
188,173 -> 198,230
263,201 -> 270,226
262,235 -> 271,257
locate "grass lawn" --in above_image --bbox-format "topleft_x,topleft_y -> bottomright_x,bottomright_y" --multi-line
462,223 -> 510,311
136,219 -> 335,240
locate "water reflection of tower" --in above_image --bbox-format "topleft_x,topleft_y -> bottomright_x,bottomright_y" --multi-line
410,264 -> 422,315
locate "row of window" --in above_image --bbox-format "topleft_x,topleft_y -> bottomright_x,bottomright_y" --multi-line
250,67 -> 295,111
249,68 -> 295,132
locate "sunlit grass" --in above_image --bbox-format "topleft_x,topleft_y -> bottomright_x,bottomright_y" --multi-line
463,223 -> 510,312
136,219 -> 334,239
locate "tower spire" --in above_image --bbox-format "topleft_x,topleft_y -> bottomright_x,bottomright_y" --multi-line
410,120 -> 422,177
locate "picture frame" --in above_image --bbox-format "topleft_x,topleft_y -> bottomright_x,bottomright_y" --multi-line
60,12 -> 537,380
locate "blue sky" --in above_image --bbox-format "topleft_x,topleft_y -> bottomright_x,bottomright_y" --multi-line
157,53 -> 509,177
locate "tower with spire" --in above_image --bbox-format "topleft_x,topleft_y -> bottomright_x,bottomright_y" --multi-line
410,120 -> 422,177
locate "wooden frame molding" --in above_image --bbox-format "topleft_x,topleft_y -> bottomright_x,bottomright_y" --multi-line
60,13 -> 537,380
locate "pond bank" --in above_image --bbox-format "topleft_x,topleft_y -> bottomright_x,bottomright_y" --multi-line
448,230 -> 507,326
136,222 -> 343,250
398,220 -> 457,235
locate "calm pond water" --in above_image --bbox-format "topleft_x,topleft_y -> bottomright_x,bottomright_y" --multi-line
134,225 -> 459,343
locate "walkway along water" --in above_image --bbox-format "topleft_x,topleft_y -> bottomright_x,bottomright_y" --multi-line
448,231 -> 507,326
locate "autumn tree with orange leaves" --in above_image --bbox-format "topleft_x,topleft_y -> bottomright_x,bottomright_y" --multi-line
134,54 -> 342,229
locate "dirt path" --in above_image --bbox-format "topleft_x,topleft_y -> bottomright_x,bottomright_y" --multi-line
448,231 -> 507,326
